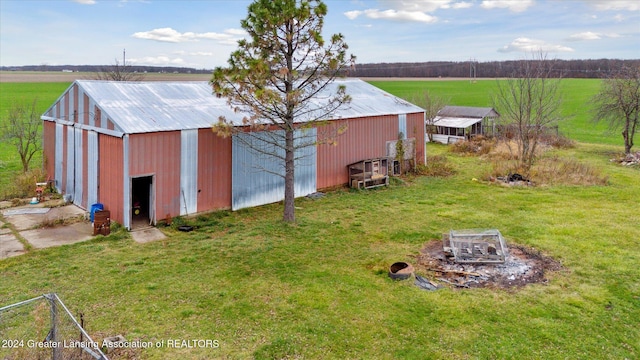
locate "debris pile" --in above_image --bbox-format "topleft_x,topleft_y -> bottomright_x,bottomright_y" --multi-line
415,240 -> 561,289
613,151 -> 640,166
493,173 -> 533,187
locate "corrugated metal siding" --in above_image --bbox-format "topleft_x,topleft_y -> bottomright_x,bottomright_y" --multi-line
406,112 -> 426,165
53,123 -> 63,186
87,131 -> 99,208
98,134 -> 124,225
123,135 -> 130,229
42,121 -> 56,185
81,130 -> 88,208
83,93 -> 89,125
73,127 -> 83,207
180,129 -> 198,215
197,129 -> 232,211
71,84 -> 77,122
317,115 -> 399,189
65,126 -> 75,198
94,106 -> 101,128
129,132 -> 181,222
62,90 -> 69,121
232,129 -> 316,211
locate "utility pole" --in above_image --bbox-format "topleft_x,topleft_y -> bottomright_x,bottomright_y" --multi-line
469,58 -> 477,83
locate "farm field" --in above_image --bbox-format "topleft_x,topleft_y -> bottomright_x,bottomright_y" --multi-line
1,75 -> 639,359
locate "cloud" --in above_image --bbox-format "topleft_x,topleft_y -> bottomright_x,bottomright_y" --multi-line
567,31 -> 601,41
451,2 -> 473,9
588,0 -> 640,11
344,8 -> 436,23
498,37 -> 574,53
377,0 -> 457,12
344,1 -> 471,23
363,9 -> 438,22
566,31 -> 621,41
72,0 -> 96,4
481,0 -> 534,13
132,27 -> 246,45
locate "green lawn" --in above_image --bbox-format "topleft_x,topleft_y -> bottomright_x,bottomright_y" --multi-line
1,142 -> 638,359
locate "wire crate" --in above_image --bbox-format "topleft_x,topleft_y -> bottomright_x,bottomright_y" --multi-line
443,229 -> 507,264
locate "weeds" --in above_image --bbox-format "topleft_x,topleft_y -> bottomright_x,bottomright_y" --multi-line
450,135 -> 495,155
485,156 -> 608,186
1,168 -> 48,200
414,155 -> 457,177
530,156 -> 609,186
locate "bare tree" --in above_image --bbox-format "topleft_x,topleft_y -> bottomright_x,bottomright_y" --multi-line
211,0 -> 353,222
410,90 -> 448,142
1,99 -> 41,172
493,53 -> 564,171
591,65 -> 640,154
94,51 -> 144,81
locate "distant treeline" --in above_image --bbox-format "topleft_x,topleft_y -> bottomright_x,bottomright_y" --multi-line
346,59 -> 640,78
3,59 -> 639,78
0,65 -> 212,74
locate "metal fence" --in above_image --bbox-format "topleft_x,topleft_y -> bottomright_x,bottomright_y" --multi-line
0,293 -> 108,360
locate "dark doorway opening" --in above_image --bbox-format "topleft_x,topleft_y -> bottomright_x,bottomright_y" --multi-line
131,176 -> 153,229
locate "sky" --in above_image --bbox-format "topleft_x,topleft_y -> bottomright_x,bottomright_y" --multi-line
1,0 -> 639,69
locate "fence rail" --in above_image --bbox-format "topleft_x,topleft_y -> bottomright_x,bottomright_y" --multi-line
0,293 -> 109,360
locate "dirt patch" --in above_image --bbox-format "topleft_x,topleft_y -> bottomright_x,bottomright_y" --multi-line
414,240 -> 562,290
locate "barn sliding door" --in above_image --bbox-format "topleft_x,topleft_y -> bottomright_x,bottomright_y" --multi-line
231,129 -> 317,211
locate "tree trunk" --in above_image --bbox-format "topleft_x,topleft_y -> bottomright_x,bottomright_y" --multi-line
623,128 -> 631,154
283,128 -> 296,222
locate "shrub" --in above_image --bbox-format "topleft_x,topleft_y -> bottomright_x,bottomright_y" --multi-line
414,155 -> 457,177
1,168 -> 47,200
450,136 -> 495,155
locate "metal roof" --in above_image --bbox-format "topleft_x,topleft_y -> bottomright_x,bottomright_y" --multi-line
437,106 -> 499,119
73,79 -> 424,134
433,116 -> 483,128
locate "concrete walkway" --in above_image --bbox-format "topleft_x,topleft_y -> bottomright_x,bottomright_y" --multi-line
0,202 -> 167,260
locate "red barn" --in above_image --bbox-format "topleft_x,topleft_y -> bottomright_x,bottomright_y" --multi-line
42,79 -> 425,229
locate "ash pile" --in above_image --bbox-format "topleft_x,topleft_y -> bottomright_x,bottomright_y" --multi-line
416,229 -> 558,289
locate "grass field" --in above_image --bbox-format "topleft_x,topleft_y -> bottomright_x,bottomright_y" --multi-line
369,79 -> 618,145
1,76 -> 638,359
0,82 -> 70,197
1,143 -> 638,359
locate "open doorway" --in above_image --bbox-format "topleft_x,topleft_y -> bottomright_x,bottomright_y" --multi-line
131,176 -> 153,229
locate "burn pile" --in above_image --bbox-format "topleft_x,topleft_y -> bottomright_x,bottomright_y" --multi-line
415,230 -> 562,289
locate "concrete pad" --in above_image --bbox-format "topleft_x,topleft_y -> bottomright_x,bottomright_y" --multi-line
0,200 -> 12,210
0,233 -> 26,259
21,222 -> 93,249
130,227 -> 167,244
0,220 -> 11,235
2,205 -> 86,231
